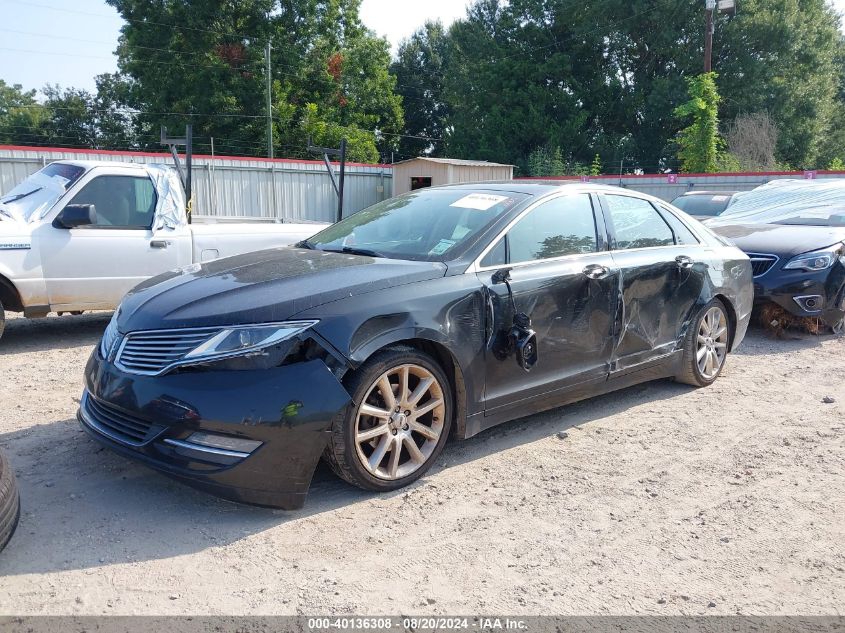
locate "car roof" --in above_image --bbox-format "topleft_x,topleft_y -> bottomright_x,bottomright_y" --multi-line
677,190 -> 739,197
433,180 -> 652,197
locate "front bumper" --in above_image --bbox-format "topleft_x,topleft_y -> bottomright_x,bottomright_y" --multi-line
78,350 -> 351,509
753,263 -> 845,328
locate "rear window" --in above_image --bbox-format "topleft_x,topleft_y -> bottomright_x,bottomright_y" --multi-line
672,194 -> 732,216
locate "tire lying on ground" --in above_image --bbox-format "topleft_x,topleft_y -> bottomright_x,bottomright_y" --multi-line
0,448 -> 20,553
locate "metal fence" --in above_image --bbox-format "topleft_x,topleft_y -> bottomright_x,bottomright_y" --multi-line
516,171 -> 845,200
0,145 -> 393,223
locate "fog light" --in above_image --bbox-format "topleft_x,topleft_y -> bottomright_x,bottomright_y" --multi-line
793,295 -> 824,312
187,432 -> 262,454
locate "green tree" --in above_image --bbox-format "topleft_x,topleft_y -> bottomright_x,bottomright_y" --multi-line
674,73 -> 723,173
38,85 -> 98,148
527,145 -> 564,176
427,0 -> 842,171
0,80 -> 48,145
391,20 -> 451,158
104,0 -> 402,160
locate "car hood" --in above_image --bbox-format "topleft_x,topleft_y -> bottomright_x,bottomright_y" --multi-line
117,247 -> 447,332
710,223 -> 845,258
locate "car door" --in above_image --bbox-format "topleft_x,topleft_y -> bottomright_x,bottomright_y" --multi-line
476,192 -> 620,413
599,193 -> 707,371
37,172 -> 182,310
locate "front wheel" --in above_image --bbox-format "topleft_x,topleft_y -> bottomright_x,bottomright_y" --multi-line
0,297 -> 5,342
325,347 -> 453,492
676,299 -> 731,387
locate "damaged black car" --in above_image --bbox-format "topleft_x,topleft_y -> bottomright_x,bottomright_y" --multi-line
79,183 -> 753,509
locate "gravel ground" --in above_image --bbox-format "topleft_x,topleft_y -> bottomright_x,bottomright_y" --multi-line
0,311 -> 843,616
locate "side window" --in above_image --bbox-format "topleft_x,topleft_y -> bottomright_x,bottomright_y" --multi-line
658,205 -> 700,245
480,237 -> 507,268
605,195 -> 674,249
68,176 -> 157,228
506,194 -> 597,264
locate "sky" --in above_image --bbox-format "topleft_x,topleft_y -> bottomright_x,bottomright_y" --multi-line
0,0 -> 842,96
0,0 -> 472,96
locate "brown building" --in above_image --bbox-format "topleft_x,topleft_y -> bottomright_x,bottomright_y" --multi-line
391,157 -> 514,196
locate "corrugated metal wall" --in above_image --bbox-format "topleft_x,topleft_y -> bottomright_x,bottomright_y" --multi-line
0,145 -> 393,222
517,171 -> 845,201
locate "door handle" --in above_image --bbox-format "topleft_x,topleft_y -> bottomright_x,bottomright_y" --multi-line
675,255 -> 694,269
150,240 -> 170,249
582,264 -> 610,280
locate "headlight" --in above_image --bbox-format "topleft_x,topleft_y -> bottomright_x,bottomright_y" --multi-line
783,245 -> 843,272
181,321 -> 318,365
100,310 -> 120,359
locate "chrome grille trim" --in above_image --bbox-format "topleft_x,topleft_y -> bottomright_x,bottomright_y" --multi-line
746,253 -> 779,278
80,392 -> 158,446
115,326 -> 222,376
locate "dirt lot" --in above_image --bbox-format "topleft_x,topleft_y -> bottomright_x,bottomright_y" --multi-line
0,311 -> 842,616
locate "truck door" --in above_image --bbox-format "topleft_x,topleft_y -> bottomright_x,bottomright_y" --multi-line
37,172 -> 185,310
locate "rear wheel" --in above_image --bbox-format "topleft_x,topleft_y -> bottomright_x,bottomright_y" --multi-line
0,298 -> 5,342
325,347 -> 453,492
676,299 -> 730,387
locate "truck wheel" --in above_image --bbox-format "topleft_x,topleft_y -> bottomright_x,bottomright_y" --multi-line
0,297 -> 5,342
0,449 -> 20,553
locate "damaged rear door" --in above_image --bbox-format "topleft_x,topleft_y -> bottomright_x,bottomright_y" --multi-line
599,194 -> 706,371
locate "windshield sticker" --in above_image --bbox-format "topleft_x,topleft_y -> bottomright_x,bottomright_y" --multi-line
429,239 -> 456,255
449,193 -> 510,211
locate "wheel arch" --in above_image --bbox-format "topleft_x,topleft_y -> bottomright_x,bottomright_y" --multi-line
713,293 -> 738,351
0,274 -> 23,312
348,332 -> 469,441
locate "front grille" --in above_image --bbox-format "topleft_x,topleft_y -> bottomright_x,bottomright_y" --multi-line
747,253 -> 779,278
83,394 -> 158,446
116,327 -> 220,375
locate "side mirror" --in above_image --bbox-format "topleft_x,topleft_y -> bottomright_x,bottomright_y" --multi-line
53,204 -> 97,229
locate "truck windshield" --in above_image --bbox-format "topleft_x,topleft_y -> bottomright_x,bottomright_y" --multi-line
0,163 -> 86,223
303,189 -> 529,262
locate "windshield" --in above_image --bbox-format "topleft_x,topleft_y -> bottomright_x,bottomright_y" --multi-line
304,189 -> 529,261
0,163 -> 86,223
713,180 -> 845,227
672,194 -> 733,216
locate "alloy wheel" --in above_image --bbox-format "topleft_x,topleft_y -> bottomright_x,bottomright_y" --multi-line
354,363 -> 446,481
697,306 -> 728,380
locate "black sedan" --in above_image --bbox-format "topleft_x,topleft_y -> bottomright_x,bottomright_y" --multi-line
710,199 -> 845,333
79,183 -> 753,509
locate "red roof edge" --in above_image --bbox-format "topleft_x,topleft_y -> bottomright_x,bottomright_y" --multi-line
0,144 -> 393,169
516,170 -> 845,180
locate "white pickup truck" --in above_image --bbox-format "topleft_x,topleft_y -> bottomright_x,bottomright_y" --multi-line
0,160 -> 328,339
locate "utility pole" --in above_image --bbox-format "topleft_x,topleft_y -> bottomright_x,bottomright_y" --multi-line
704,0 -> 715,72
704,0 -> 736,72
265,40 -> 273,159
